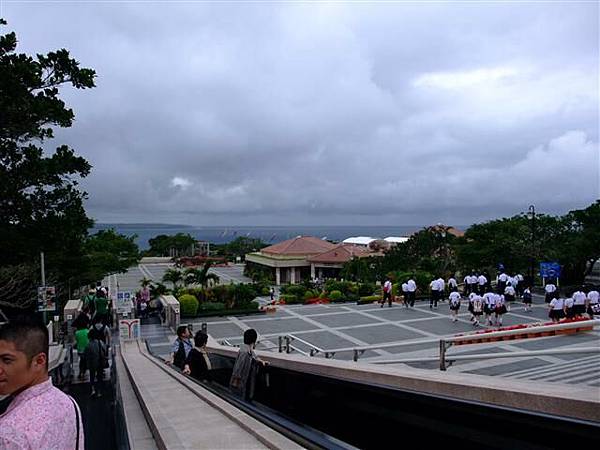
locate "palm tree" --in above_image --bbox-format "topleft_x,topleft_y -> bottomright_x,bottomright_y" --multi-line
184,262 -> 220,288
140,277 -> 152,288
162,268 -> 183,289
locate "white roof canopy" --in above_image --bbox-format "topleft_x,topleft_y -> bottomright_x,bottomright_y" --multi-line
342,236 -> 377,245
384,236 -> 410,244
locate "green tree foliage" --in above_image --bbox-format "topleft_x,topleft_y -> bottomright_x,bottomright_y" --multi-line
381,226 -> 458,277
222,237 -> 267,260
145,233 -> 196,257
81,229 -> 140,282
0,20 -> 96,310
341,257 -> 377,283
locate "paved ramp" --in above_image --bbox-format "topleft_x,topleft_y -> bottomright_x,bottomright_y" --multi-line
119,340 -> 303,449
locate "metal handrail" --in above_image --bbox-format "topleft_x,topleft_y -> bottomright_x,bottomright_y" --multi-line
372,346 -> 600,368
445,319 -> 600,344
275,319 -> 600,363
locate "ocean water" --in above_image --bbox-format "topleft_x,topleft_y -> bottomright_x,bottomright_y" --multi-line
90,224 -> 427,250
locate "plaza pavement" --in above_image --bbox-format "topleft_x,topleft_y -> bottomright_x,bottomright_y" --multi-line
111,262 -> 600,389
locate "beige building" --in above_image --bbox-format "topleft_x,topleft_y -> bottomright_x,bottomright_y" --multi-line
245,236 -> 377,285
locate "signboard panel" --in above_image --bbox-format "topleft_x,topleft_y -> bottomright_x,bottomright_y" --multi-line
37,286 -> 56,312
119,319 -> 140,340
116,291 -> 133,313
540,262 -> 561,279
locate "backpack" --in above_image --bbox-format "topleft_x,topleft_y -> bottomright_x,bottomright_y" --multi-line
173,340 -> 186,369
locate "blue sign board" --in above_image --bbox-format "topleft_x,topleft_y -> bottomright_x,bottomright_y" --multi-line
540,262 -> 561,279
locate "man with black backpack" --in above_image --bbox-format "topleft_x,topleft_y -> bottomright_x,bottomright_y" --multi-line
168,326 -> 192,370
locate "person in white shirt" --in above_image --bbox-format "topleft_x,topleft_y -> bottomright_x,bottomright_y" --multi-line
449,291 -> 461,322
429,279 -> 440,309
504,283 -> 516,303
497,272 -> 508,294
471,295 -> 484,326
381,278 -> 393,308
483,291 -> 496,326
514,273 -> 524,297
437,277 -> 446,301
401,283 -> 409,308
406,278 -> 417,307
587,289 -> 599,319
548,297 -> 565,323
522,286 -> 533,312
495,294 -> 507,326
572,289 -> 587,317
545,283 -> 557,303
564,296 -> 575,319
448,276 -> 458,292
477,274 -> 487,295
468,273 -> 478,295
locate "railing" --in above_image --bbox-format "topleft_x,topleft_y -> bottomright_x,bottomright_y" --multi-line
373,346 -> 600,368
277,320 -> 600,369
438,319 -> 600,370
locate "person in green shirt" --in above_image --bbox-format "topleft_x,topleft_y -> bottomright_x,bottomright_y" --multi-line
74,325 -> 89,380
82,289 -> 97,314
94,290 -> 109,324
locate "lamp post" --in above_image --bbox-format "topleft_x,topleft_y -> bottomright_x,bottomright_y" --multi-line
528,205 -> 536,287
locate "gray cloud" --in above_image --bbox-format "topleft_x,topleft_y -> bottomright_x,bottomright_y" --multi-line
4,1 -> 598,226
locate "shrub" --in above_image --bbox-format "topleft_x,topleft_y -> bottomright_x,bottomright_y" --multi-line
261,287 -> 270,296
231,284 -> 257,307
197,302 -> 225,312
280,294 -> 302,304
358,283 -> 376,297
179,294 -> 199,316
329,290 -> 343,302
358,295 -> 381,304
303,290 -> 316,301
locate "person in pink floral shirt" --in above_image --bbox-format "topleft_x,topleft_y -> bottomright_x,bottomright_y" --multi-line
0,318 -> 84,449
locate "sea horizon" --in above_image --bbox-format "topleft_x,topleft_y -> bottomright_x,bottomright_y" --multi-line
91,223 -> 468,250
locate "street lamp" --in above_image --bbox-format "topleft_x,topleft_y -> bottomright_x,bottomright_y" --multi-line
527,205 -> 536,287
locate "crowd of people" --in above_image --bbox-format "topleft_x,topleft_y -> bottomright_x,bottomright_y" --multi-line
72,285 -> 113,397
167,325 -> 268,400
385,270 -> 599,327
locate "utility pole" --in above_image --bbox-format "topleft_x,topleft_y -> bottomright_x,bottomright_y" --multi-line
41,252 -> 46,323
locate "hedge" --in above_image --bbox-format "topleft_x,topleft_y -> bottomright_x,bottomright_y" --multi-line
179,294 -> 199,316
358,295 -> 381,305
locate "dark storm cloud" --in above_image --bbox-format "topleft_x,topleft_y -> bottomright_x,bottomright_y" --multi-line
3,1 -> 598,226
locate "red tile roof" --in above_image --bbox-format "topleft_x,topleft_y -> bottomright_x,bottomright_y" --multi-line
307,244 -> 371,264
261,236 -> 336,256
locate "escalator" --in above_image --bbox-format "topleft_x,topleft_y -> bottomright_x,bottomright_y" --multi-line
145,343 -> 600,450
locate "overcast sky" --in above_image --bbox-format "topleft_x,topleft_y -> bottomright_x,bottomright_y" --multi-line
3,1 -> 599,226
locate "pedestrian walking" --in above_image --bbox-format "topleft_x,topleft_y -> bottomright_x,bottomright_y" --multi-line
84,325 -> 108,397
401,282 -> 409,308
545,282 -> 557,303
548,296 -> 565,323
522,286 -> 533,312
483,290 -> 496,326
406,278 -> 417,307
429,278 -> 441,309
74,323 -> 89,381
448,275 -> 458,292
504,283 -> 516,303
381,278 -> 393,308
449,291 -> 461,322
477,273 -> 487,295
564,296 -> 575,319
495,294 -> 507,327
572,289 -> 587,317
471,295 -> 484,326
437,276 -> 446,301
587,289 -> 599,319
